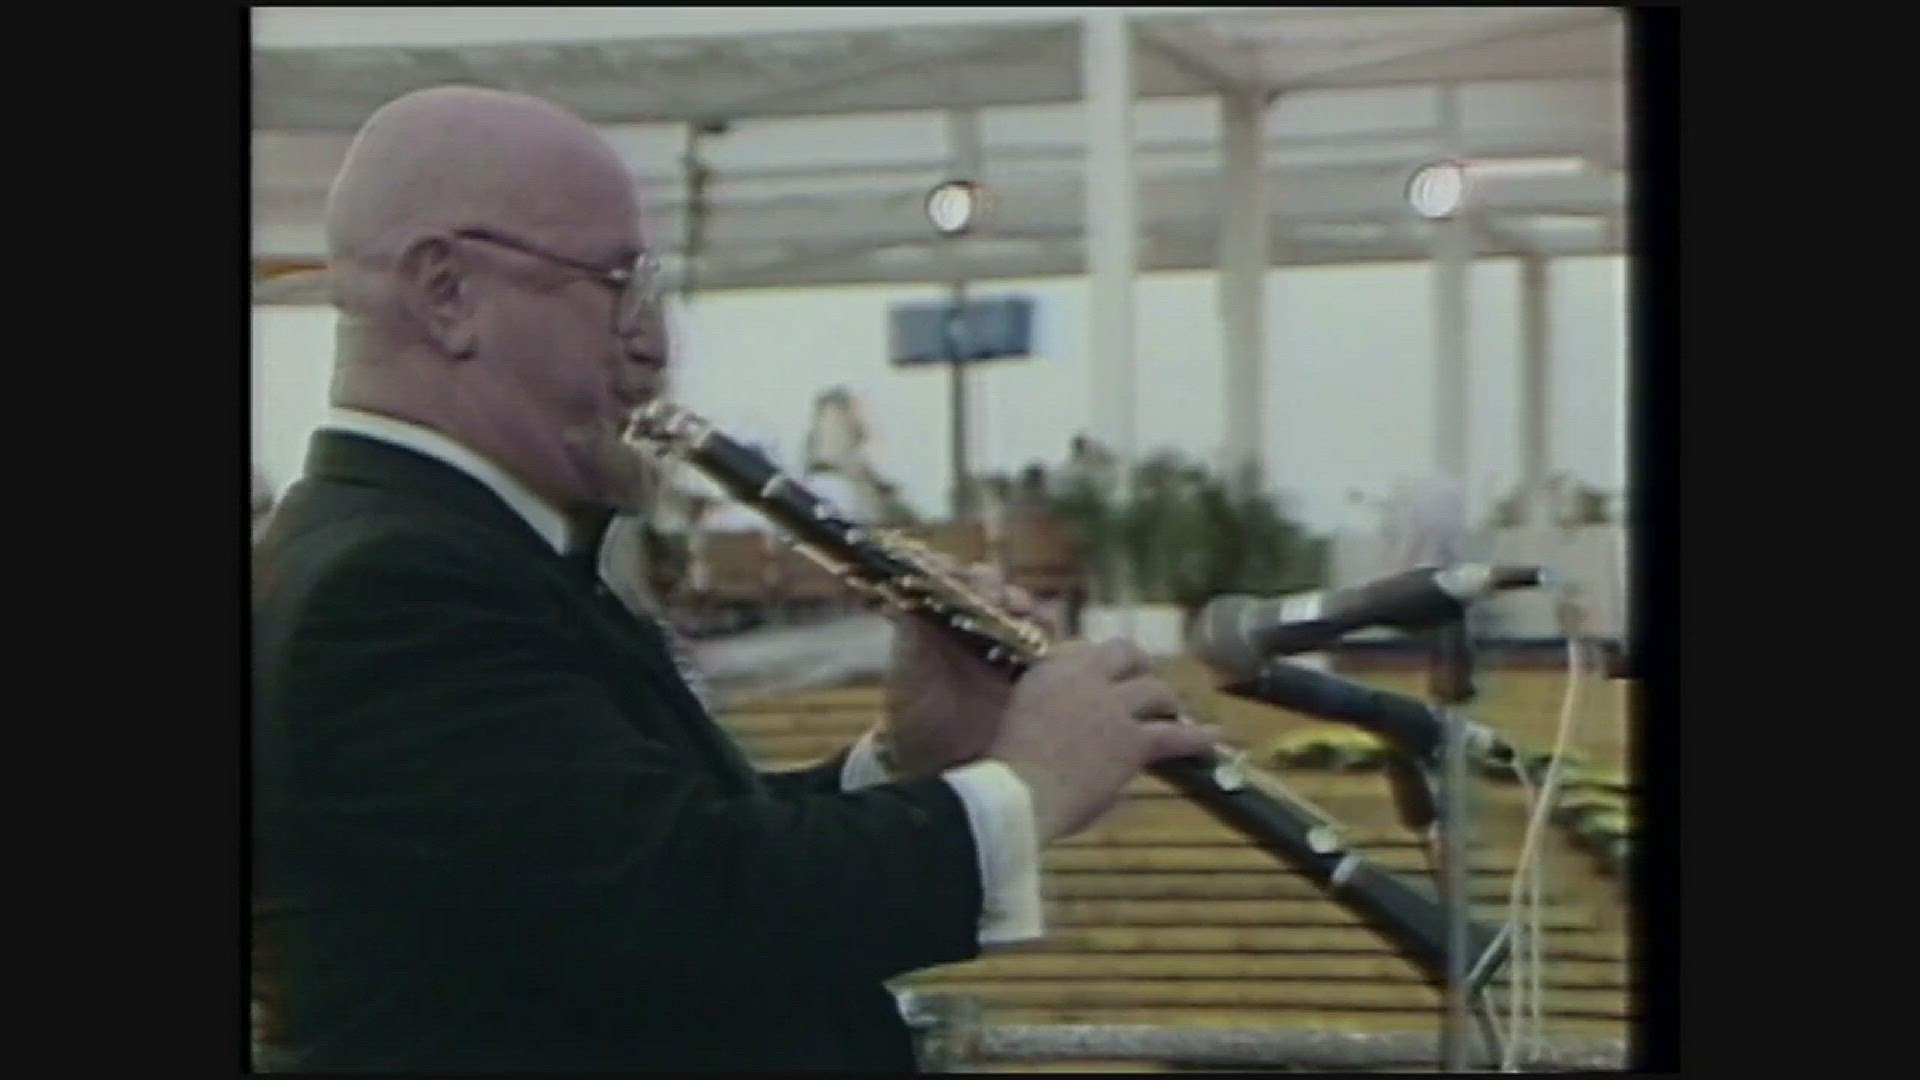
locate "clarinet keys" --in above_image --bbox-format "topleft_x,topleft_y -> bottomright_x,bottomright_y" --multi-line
1211,748 -> 1249,793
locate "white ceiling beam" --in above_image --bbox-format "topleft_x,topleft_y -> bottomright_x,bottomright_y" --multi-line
254,165 -> 1621,262
252,11 -> 1619,129
698,226 -> 1615,287
250,8 -> 1119,49
1273,10 -> 1616,88
251,48 -> 1219,129
1473,217 -> 1538,258
252,110 -> 1620,195
1134,27 -> 1258,97
252,68 -> 1617,131
253,221 -> 1618,305
251,8 -> 1278,50
700,24 -> 1074,121
683,168 -> 1623,244
256,154 -> 1622,217
254,209 -> 1620,305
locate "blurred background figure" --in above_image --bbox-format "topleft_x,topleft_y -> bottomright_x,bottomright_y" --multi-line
1011,463 -> 1051,517
252,465 -> 275,542
1385,473 -> 1470,569
800,386 -> 882,525
1057,433 -> 1118,499
801,386 -> 917,526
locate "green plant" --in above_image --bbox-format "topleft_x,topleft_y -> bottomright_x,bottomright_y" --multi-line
1490,493 -> 1526,529
1047,471 -> 1125,600
1263,714 -> 1639,882
1263,729 -> 1390,771
1040,451 -> 1326,605
1487,480 -> 1620,529
1570,485 -> 1614,525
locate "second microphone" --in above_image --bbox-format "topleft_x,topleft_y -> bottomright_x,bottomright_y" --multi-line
1189,564 -> 1545,675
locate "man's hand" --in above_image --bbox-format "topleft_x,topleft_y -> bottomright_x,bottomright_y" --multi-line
882,559 -> 1053,779
987,638 -> 1223,843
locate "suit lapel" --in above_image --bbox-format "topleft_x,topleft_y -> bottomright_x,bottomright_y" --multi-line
563,566 -> 764,788
307,432 -> 763,788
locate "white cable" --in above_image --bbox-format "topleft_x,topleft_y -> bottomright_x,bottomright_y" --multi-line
1473,989 -> 1509,1068
1514,751 -> 1544,1064
1530,760 -> 1548,1061
1502,697 -> 1550,1066
1499,594 -> 1586,1070
1504,766 -> 1535,1068
1477,918 -> 1517,1047
1537,627 -> 1585,1061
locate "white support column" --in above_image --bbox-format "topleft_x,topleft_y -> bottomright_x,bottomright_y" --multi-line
947,106 -> 984,216
1432,88 -> 1471,491
1083,9 -> 1138,502
1218,89 -> 1270,496
1518,254 -> 1552,527
945,109 -> 985,518
1431,93 -> 1476,1072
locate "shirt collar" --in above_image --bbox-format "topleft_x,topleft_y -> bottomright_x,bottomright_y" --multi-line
320,407 -> 575,555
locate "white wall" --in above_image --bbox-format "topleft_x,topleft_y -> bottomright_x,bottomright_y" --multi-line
251,255 -> 1626,533
253,306 -> 339,493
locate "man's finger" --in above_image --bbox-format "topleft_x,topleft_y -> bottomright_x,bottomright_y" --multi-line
1140,720 -> 1224,763
1004,584 -> 1039,613
1094,638 -> 1152,681
1115,675 -> 1183,721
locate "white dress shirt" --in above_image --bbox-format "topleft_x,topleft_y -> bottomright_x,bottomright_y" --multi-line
319,408 -> 1045,948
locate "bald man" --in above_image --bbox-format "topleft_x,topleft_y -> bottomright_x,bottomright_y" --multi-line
251,87 -> 1215,1072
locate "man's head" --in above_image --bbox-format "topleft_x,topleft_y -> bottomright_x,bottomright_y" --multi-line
325,86 -> 668,513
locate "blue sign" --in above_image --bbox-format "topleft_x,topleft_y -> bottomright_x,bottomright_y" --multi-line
888,296 -> 1036,366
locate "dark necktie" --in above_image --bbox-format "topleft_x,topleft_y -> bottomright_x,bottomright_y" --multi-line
558,547 -> 717,714
559,549 -> 603,587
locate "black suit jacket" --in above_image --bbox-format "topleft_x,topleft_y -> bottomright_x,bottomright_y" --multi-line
252,432 -> 985,1072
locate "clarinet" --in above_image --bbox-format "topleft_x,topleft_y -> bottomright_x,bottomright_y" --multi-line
626,401 -> 1510,992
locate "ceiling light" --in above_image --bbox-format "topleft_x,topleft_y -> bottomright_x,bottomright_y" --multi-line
926,179 -> 986,237
1407,160 -> 1468,220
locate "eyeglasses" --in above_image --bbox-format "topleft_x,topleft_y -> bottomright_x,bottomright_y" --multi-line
452,228 -> 665,331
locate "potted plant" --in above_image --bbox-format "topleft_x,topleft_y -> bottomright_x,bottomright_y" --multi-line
1041,452 -> 1326,651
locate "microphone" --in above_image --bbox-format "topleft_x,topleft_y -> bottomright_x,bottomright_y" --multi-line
1190,564 -> 1545,673
1219,657 -> 1518,772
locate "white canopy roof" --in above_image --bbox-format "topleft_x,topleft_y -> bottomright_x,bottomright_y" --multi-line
251,6 -> 1626,301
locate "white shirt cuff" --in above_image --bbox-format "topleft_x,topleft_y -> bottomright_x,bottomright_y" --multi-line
839,731 -> 1045,947
941,760 -> 1046,947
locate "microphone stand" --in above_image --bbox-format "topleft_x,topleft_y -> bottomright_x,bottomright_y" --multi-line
1428,617 -> 1479,1070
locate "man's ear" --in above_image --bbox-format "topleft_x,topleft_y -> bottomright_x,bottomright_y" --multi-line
396,236 -> 479,359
